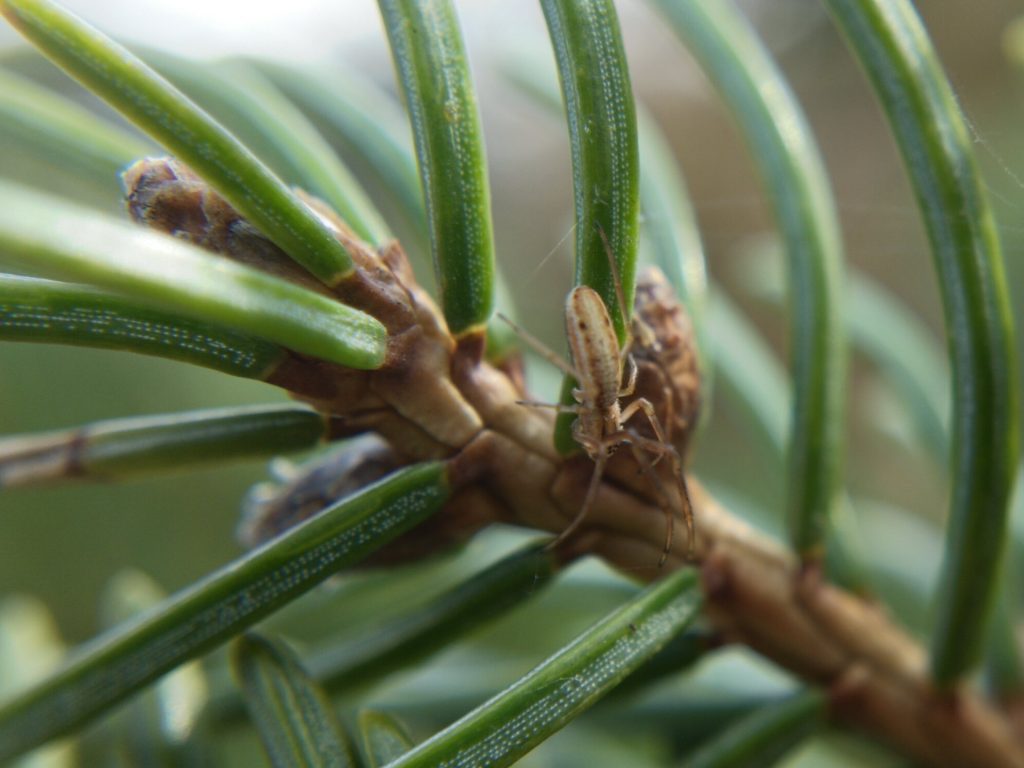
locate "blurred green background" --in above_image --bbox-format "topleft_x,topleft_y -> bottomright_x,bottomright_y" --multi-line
1,0 -> 1022,655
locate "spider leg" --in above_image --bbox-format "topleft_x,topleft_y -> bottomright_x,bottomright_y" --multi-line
548,449 -> 608,552
621,436 -> 675,566
620,396 -> 671,467
619,354 -> 638,398
596,224 -> 631,339
516,400 -> 580,413
497,312 -> 582,380
620,397 -> 665,442
629,314 -> 658,352
639,361 -> 677,446
627,432 -> 695,559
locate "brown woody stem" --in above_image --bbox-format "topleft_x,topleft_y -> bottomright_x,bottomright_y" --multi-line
127,168 -> 1024,766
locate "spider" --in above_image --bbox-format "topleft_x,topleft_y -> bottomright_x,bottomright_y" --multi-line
499,263 -> 695,565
